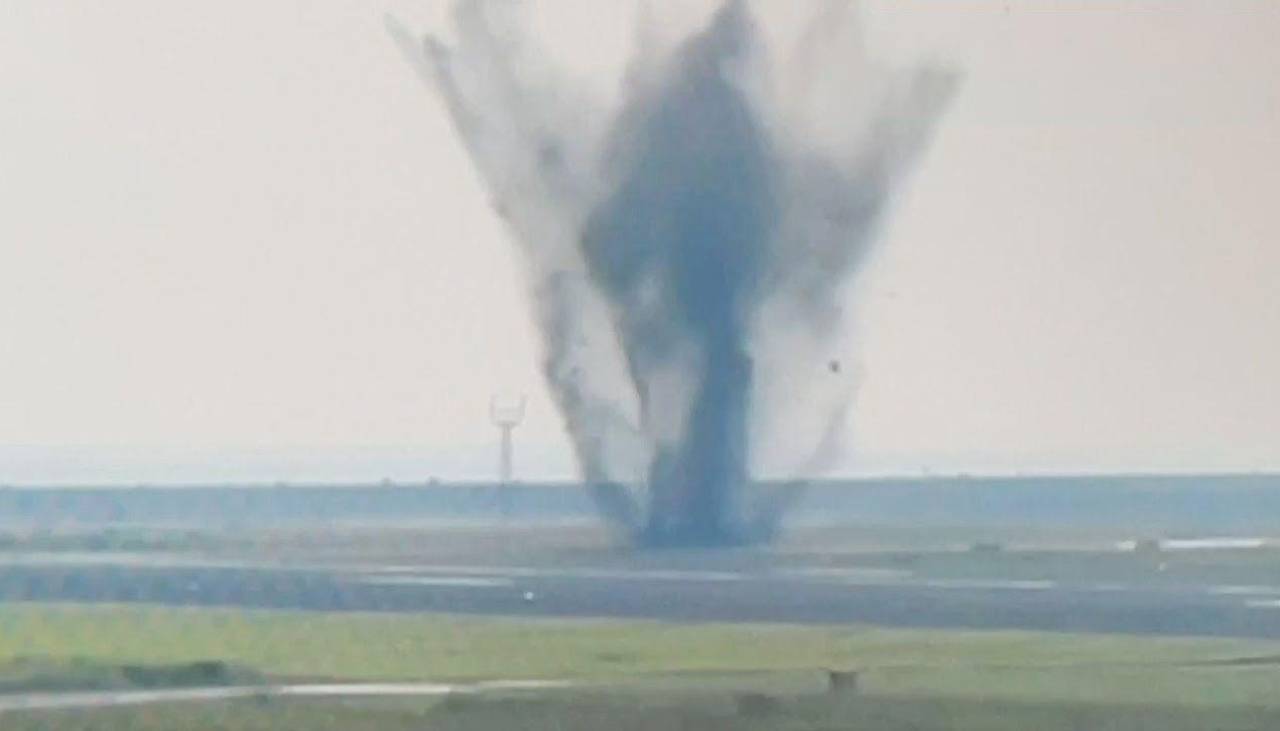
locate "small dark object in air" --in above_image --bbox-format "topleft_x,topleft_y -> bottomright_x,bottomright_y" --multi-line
828,360 -> 841,373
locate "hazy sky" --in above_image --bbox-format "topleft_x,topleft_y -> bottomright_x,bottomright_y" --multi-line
2,1 -> 1278,482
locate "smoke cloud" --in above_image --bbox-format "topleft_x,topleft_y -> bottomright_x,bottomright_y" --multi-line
388,0 -> 957,546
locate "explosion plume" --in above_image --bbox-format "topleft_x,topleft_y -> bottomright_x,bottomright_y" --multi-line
388,0 -> 956,546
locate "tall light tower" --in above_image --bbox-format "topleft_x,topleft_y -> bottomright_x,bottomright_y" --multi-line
489,394 -> 526,486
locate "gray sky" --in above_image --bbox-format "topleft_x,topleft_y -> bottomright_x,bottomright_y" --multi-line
2,1 -> 1278,483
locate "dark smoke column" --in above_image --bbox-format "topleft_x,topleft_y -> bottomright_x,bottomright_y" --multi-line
387,1 -> 957,547
581,3 -> 775,545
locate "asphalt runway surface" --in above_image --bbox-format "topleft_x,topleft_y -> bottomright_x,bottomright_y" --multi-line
3,556 -> 1280,639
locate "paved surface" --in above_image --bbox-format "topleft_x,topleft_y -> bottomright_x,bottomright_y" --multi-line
0,680 -> 571,715
3,557 -> 1280,639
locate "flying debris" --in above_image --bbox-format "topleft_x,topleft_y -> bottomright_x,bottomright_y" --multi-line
387,1 -> 957,547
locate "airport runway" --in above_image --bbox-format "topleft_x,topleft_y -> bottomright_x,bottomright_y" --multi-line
2,556 -> 1280,639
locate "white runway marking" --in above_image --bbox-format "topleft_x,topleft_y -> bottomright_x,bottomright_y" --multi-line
917,579 -> 1058,591
1209,585 -> 1280,597
0,687 -> 262,713
1162,538 -> 1269,551
359,565 -> 745,583
278,682 -> 465,696
784,568 -> 912,581
0,680 -> 573,715
353,576 -> 514,588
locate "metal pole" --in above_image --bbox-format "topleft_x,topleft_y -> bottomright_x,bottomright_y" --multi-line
499,424 -> 513,485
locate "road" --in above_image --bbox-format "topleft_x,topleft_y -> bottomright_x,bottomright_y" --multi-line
2,556 -> 1280,638
0,680 -> 571,715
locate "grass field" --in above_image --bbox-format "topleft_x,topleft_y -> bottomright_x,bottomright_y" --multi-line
6,686 -> 1280,730
1,603 -> 1277,688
